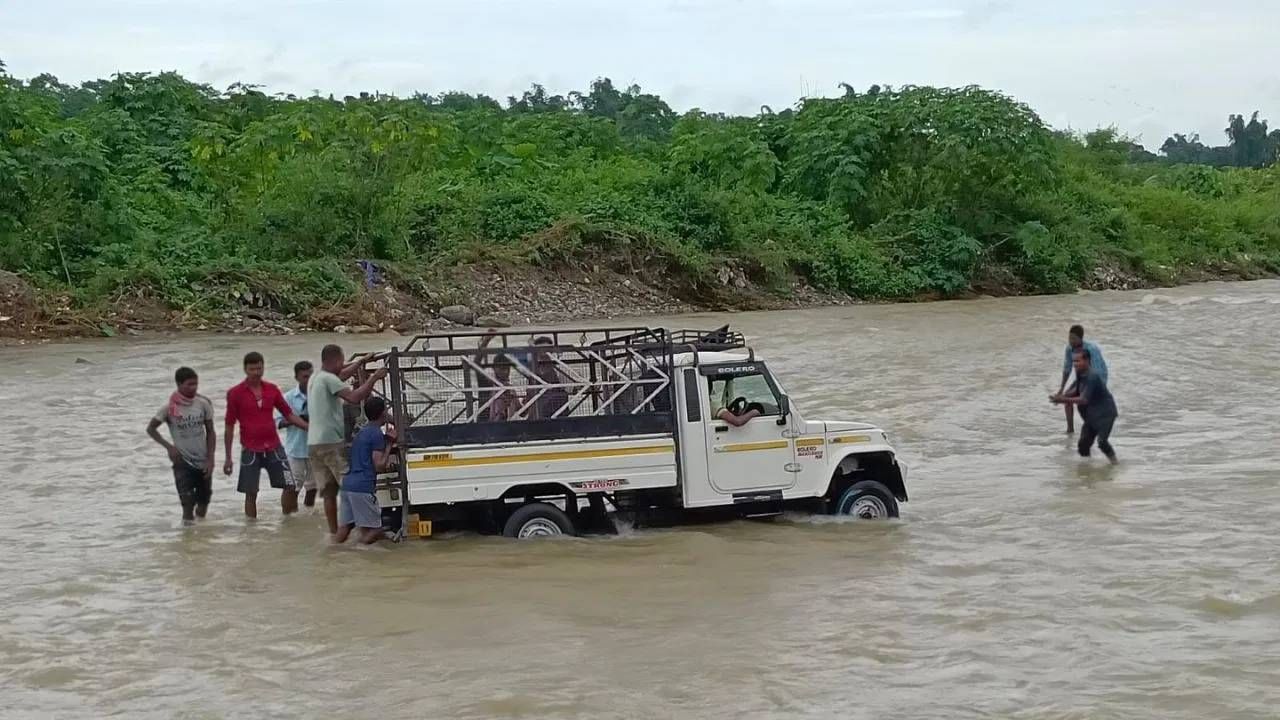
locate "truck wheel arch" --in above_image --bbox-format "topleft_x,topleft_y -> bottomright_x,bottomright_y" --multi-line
498,482 -> 577,502
825,451 -> 908,504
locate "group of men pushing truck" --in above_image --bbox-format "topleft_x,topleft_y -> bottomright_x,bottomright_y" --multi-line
146,323 -> 1119,535
146,343 -> 393,544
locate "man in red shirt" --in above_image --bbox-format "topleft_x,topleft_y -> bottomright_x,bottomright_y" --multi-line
224,351 -> 308,518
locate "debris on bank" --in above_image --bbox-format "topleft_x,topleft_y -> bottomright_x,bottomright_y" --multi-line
2,258 -> 1270,344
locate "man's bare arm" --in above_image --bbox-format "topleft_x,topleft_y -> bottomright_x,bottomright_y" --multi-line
337,367 -> 388,405
717,408 -> 760,428
223,421 -> 235,474
148,418 -> 175,450
372,437 -> 394,472
474,329 -> 498,365
149,418 -> 183,465
204,418 -> 217,475
337,355 -> 369,382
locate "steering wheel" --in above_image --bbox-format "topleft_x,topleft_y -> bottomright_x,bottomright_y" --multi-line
727,396 -> 750,415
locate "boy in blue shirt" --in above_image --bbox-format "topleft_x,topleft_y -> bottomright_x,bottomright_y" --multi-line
334,396 -> 393,545
1057,324 -> 1108,434
277,361 -> 314,514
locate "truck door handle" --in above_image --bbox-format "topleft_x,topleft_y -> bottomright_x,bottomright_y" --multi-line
714,426 -> 728,433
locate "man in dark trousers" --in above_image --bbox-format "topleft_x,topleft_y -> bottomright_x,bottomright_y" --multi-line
1051,348 -> 1119,463
147,367 -> 216,524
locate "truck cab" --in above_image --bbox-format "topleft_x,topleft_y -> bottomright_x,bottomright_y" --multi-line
357,326 -> 908,539
672,352 -> 907,515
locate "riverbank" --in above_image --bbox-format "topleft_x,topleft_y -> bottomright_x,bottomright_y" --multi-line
6,72 -> 1280,344
0,261 -> 844,342
2,257 -> 1271,344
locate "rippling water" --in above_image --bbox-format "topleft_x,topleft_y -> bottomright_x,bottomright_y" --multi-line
2,281 -> 1279,719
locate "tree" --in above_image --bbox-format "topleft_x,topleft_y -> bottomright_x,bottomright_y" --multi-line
1161,112 -> 1278,168
571,77 -> 625,119
1226,112 -> 1275,168
418,91 -> 503,113
507,84 -> 569,113
667,112 -> 778,194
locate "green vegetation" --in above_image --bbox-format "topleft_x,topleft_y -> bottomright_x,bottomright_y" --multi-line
2,62 -> 1279,326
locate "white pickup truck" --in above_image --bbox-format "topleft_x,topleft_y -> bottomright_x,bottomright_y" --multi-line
354,327 -> 908,539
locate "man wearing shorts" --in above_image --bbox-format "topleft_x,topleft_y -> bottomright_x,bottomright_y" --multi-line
224,352 -> 308,519
335,396 -> 393,545
308,344 -> 386,534
279,361 -> 315,512
147,367 -> 216,524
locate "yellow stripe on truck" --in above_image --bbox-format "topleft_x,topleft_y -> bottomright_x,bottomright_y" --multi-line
714,440 -> 790,453
831,435 -> 871,444
795,437 -> 825,448
407,445 -> 672,469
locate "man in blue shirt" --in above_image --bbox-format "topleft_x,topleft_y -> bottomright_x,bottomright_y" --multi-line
1057,324 -> 1108,434
1051,349 -> 1119,463
278,361 -> 315,513
334,396 -> 393,545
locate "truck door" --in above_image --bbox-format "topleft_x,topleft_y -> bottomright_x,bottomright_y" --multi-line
701,363 -> 796,495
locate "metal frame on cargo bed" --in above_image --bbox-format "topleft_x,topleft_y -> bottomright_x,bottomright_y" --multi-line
348,325 -> 747,538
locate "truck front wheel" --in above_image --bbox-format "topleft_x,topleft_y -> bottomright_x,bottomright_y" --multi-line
503,502 -> 577,539
834,480 -> 899,519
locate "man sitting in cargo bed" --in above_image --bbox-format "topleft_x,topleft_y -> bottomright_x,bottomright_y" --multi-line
528,336 -> 571,420
474,329 -> 517,422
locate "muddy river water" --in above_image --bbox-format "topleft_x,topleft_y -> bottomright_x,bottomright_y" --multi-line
2,280 -> 1279,719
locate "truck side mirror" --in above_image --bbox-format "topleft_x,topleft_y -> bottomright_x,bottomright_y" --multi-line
777,394 -> 790,425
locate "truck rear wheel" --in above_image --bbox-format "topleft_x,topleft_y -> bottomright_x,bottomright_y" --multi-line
835,480 -> 899,519
503,503 -> 576,539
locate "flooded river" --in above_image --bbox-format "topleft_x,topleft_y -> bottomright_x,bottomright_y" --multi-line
2,280 -> 1279,719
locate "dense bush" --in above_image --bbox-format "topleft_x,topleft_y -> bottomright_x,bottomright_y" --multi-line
2,65 -> 1278,315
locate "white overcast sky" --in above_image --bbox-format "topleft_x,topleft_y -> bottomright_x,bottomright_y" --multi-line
3,0 -> 1278,149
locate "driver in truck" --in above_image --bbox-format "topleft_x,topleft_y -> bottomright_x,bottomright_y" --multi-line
717,405 -> 760,427
712,378 -> 763,427
717,400 -> 760,427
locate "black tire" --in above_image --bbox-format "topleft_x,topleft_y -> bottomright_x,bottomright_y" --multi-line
834,480 -> 899,519
502,502 -> 576,539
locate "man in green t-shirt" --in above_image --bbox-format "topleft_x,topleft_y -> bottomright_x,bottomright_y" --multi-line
308,344 -> 386,535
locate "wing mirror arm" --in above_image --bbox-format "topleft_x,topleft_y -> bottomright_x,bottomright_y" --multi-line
777,395 -> 790,426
